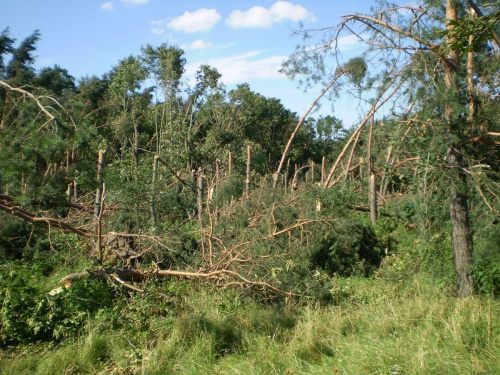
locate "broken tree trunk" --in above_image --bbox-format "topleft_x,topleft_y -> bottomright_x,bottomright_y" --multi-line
215,158 -> 220,221
273,74 -> 342,188
197,167 -> 204,222
59,267 -> 303,297
151,155 -> 159,227
94,150 -> 105,223
246,146 -> 251,197
368,116 -> 377,226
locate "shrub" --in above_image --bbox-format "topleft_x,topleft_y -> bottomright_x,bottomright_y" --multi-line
310,219 -> 382,276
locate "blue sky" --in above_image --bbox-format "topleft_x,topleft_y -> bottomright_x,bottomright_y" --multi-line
1,0 -> 388,125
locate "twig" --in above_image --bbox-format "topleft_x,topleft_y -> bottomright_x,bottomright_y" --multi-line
111,274 -> 145,293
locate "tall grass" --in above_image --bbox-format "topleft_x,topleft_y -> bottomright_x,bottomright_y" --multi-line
1,277 -> 498,374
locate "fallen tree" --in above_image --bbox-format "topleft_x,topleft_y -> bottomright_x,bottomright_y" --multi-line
58,267 -> 304,297
0,194 -> 91,237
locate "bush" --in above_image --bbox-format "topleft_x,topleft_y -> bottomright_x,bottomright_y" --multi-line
310,219 -> 382,276
0,215 -> 31,258
0,261 -> 115,345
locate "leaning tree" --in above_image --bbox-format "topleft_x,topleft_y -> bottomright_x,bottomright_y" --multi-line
282,0 -> 500,297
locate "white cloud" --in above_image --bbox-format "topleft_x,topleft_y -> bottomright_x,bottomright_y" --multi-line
167,8 -> 221,33
151,28 -> 164,35
181,39 -> 213,50
227,1 -> 315,29
270,1 -> 315,22
227,7 -> 273,28
100,2 -> 114,11
120,0 -> 149,4
336,34 -> 366,50
185,51 -> 287,85
149,19 -> 166,34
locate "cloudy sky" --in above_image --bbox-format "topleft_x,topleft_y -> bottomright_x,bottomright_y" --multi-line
2,0 -> 390,125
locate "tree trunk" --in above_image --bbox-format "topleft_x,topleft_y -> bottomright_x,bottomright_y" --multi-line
197,167 -> 204,222
369,173 -> 378,227
133,123 -> 139,170
215,158 -> 220,221
245,145 -> 251,197
73,180 -> 79,202
445,0 -> 475,296
94,150 -> 105,222
151,156 -> 158,227
447,147 -> 475,297
321,156 -> 326,184
368,116 -> 377,226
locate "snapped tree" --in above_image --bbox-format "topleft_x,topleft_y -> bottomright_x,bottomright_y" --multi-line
282,0 -> 500,297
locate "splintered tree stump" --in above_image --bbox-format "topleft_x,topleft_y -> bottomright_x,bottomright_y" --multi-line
92,233 -> 141,267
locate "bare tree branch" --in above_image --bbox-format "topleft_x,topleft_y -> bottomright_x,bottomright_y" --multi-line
0,198 -> 91,237
273,71 -> 343,188
0,79 -> 56,125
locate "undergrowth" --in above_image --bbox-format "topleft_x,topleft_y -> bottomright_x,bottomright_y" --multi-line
1,276 -> 498,375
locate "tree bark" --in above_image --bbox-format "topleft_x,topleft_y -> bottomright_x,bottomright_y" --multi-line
151,155 -> 158,227
367,116 -> 377,226
94,150 -> 105,222
246,145 -> 251,197
447,147 -> 475,297
197,167 -> 204,222
445,0 -> 475,297
215,158 -> 220,221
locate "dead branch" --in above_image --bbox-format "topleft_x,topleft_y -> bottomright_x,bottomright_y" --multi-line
272,219 -> 329,237
461,132 -> 500,145
0,80 -> 56,125
392,157 -> 420,170
59,267 -> 304,297
156,156 -> 192,187
324,75 -> 407,188
341,12 -> 437,50
0,199 -> 91,237
111,274 -> 145,293
273,71 -> 343,188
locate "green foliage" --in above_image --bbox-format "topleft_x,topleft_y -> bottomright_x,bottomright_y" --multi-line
0,251 -> 115,346
473,217 -> 500,296
343,57 -> 367,87
0,215 -> 31,258
0,28 -> 15,75
4,29 -> 40,84
33,65 -> 75,97
444,7 -> 500,53
310,219 -> 382,277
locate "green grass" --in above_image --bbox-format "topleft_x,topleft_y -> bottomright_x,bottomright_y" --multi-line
1,277 -> 499,375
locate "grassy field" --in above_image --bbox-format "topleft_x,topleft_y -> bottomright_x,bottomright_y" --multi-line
1,276 -> 498,375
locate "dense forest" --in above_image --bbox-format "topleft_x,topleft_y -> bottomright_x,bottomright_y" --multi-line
1,0 -> 499,373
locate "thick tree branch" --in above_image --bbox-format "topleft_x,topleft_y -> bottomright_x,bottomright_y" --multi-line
0,79 -> 56,124
324,75 -> 407,188
0,199 -> 91,237
60,267 -> 304,297
341,13 -> 438,50
273,72 -> 342,188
